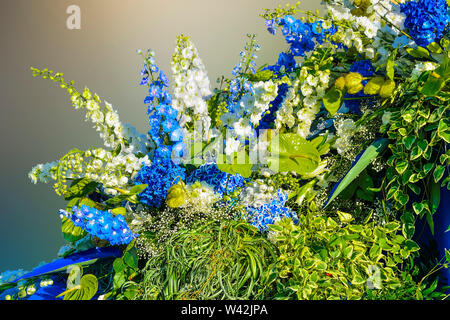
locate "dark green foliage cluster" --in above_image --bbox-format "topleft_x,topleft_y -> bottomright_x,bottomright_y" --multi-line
383,56 -> 450,235
139,220 -> 277,300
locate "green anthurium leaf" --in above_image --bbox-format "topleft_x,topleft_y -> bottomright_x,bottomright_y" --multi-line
324,138 -> 388,208
64,274 -> 98,300
268,133 -> 320,175
217,150 -> 253,178
323,87 -> 343,116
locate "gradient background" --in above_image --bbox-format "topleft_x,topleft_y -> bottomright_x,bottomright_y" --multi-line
0,0 -> 320,272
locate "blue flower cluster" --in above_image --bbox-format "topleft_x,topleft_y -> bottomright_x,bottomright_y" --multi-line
135,51 -> 188,208
400,0 -> 449,47
134,149 -> 186,208
266,16 -> 337,57
267,52 -> 297,74
140,52 -> 185,162
343,59 -> 376,114
59,205 -> 136,245
245,189 -> 298,232
187,164 -> 245,197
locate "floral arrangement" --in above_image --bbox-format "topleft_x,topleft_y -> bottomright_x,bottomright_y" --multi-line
1,0 -> 450,301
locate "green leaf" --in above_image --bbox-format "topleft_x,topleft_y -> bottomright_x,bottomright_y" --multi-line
406,46 -> 430,59
113,258 -> 127,274
323,87 -> 343,116
421,76 -> 445,96
64,274 -> 98,300
324,139 -> 388,208
217,150 -> 253,178
386,49 -> 397,80
63,178 -> 99,201
123,249 -> 138,270
438,119 -> 450,143
404,240 -> 420,252
111,207 -> 127,215
433,165 -> 445,183
395,160 -> 408,175
337,211 -> 353,224
62,217 -> 86,242
129,184 -> 148,195
246,70 -> 274,82
402,136 -> 416,150
268,133 -> 320,175
430,180 -> 441,214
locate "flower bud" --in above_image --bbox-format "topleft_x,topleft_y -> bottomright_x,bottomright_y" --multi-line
166,183 -> 187,208
335,76 -> 346,91
345,72 -> 363,89
364,76 -> 385,95
379,79 -> 396,98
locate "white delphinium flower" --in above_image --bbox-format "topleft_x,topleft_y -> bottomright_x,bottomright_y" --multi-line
171,35 -> 212,141
28,161 -> 58,184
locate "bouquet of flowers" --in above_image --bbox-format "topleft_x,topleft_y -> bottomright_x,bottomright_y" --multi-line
1,0 -> 449,301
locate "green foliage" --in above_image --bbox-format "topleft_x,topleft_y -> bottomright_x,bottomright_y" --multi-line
264,214 -> 420,300
63,274 -> 99,300
268,133 -> 321,175
324,138 -> 388,208
385,77 -> 449,233
105,184 -> 148,206
323,87 -> 343,116
217,150 -> 253,178
139,220 -> 277,300
107,241 -> 141,300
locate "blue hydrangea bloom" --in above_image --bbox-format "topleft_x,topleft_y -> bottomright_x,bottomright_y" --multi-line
59,205 -> 137,245
134,150 -> 186,208
400,0 -> 449,47
187,164 -> 245,197
245,189 -> 298,232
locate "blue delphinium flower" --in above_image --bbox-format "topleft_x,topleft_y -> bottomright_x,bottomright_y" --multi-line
344,59 -> 376,114
267,52 -> 297,74
187,164 -> 245,197
400,0 -> 449,47
136,49 -> 188,206
268,15 -> 337,57
59,205 -> 137,246
245,189 -> 298,232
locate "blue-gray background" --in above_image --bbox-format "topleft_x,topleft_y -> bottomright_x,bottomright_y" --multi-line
0,0 -> 319,271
